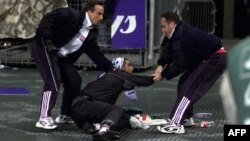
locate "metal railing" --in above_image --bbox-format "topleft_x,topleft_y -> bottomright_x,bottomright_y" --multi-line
177,0 -> 216,34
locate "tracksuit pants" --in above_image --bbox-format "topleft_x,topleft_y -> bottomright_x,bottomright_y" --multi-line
71,96 -> 132,131
169,49 -> 227,124
31,38 -> 81,118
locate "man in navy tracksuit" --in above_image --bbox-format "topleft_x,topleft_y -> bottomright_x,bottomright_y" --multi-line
31,0 -> 113,129
153,12 -> 227,134
71,57 -> 155,141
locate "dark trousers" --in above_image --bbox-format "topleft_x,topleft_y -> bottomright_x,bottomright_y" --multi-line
169,51 -> 227,124
31,38 -> 81,118
71,98 -> 131,131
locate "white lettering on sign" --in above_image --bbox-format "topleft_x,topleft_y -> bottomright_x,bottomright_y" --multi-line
111,15 -> 137,38
228,129 -> 246,136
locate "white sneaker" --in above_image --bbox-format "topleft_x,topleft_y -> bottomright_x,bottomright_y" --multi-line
55,115 -> 74,124
130,114 -> 167,129
157,121 -> 185,134
183,117 -> 195,127
36,117 -> 57,129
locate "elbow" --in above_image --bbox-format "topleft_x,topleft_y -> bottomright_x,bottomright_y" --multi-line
146,78 -> 155,86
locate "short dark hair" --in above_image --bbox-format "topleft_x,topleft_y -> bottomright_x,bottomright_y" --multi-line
160,12 -> 181,24
84,0 -> 104,12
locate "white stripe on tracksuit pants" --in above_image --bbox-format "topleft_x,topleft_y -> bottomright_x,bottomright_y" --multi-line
41,91 -> 52,118
171,96 -> 190,124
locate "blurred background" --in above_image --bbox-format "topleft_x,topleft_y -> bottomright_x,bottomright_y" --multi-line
1,1 -> 249,140
0,0 -> 248,69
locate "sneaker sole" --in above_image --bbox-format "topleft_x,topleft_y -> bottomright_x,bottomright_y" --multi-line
35,122 -> 57,130
157,126 -> 185,134
55,120 -> 74,124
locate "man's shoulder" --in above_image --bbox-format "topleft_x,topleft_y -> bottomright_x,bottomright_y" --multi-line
180,22 -> 199,34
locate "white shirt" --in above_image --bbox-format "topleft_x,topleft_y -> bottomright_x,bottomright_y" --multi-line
168,24 -> 176,39
58,12 -> 93,57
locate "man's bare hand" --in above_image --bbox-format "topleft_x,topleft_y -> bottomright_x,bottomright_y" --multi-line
152,65 -> 163,81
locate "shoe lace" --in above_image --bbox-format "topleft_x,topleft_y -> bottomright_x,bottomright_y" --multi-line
165,119 -> 174,125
